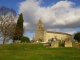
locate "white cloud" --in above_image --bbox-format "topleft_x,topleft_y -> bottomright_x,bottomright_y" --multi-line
19,0 -> 80,35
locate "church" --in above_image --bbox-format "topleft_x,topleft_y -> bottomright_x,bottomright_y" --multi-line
34,20 -> 72,42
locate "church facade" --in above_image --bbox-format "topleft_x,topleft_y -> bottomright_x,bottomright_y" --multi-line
34,20 -> 72,42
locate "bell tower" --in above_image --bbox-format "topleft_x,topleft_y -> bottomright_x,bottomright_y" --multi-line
35,19 -> 45,42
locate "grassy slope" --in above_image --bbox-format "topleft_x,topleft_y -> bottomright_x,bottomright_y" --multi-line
0,43 -> 80,60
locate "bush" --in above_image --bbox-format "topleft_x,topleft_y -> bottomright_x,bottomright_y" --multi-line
20,36 -> 30,43
39,39 -> 42,42
58,42 -> 64,47
74,32 -> 80,42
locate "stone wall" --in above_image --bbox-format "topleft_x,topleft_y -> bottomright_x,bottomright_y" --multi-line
64,41 -> 72,47
51,41 -> 59,48
45,32 -> 72,42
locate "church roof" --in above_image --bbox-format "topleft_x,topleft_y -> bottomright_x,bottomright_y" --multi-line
46,31 -> 72,36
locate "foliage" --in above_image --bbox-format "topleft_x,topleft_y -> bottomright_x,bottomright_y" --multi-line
13,13 -> 24,41
0,6 -> 16,44
20,36 -> 30,43
13,36 -> 20,42
17,13 -> 24,28
39,39 -> 42,42
58,42 -> 64,47
0,43 -> 80,60
74,32 -> 80,42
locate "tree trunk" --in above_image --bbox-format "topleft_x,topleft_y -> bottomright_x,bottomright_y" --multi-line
3,35 -> 6,44
13,40 -> 15,43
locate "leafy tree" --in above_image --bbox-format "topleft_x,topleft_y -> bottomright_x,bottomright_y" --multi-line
74,32 -> 80,42
0,6 -> 17,44
20,36 -> 30,43
13,13 -> 24,42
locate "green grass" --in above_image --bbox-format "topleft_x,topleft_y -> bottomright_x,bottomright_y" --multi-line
0,43 -> 80,60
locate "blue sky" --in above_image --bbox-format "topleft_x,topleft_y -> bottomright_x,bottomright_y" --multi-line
0,0 -> 80,13
0,0 -> 80,39
0,0 -> 25,13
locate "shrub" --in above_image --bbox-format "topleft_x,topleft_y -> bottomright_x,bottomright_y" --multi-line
74,32 -> 80,42
58,42 -> 64,47
20,36 -> 30,43
39,39 -> 42,42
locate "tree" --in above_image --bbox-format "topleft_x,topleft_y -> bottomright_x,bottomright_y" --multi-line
8,22 -> 16,40
74,32 -> 80,42
20,36 -> 30,43
0,6 -> 17,44
13,13 -> 24,42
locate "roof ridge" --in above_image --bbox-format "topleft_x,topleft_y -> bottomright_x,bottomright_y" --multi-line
46,31 -> 72,36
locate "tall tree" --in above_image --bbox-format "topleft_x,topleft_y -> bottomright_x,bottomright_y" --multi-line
0,6 -> 17,44
74,32 -> 80,42
13,13 -> 24,42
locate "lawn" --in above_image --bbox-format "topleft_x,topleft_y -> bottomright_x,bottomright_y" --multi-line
0,43 -> 80,60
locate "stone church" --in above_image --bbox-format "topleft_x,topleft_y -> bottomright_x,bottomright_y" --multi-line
34,19 -> 72,42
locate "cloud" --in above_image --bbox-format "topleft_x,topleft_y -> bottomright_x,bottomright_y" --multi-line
19,0 -> 80,34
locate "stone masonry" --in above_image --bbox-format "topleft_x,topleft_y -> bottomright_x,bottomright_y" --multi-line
35,20 -> 45,42
51,41 -> 59,48
34,20 -> 73,43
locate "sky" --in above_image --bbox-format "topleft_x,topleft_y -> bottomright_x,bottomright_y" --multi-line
0,0 -> 80,40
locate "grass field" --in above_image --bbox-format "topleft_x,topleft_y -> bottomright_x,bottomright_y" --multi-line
0,43 -> 80,60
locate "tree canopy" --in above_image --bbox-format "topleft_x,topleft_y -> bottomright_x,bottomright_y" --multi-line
13,13 -> 24,41
20,36 -> 30,43
0,6 -> 17,44
74,32 -> 80,42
